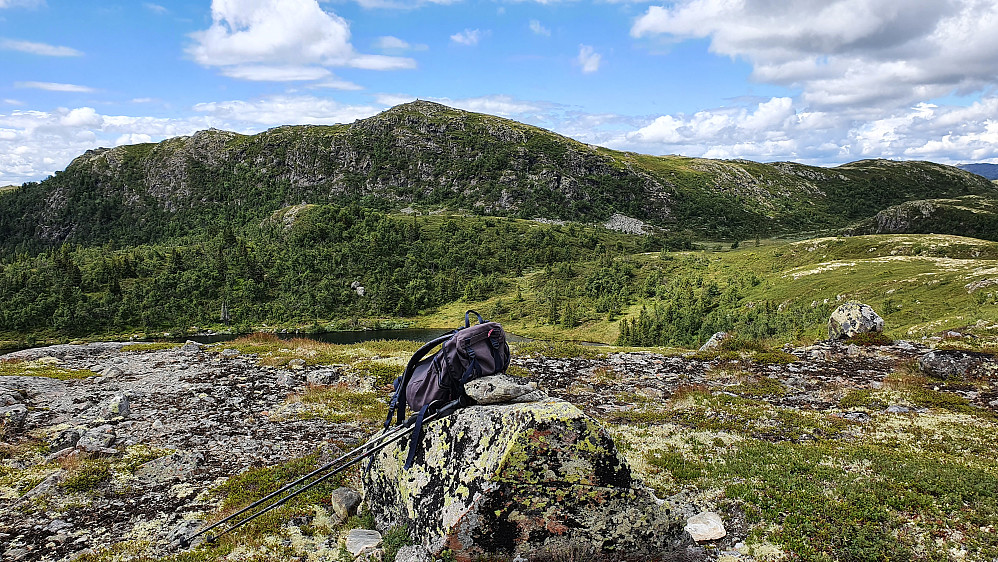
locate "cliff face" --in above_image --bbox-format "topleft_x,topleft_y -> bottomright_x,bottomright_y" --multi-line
2,100 -> 996,251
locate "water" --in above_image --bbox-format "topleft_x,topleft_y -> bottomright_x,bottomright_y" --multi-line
184,328 -> 530,346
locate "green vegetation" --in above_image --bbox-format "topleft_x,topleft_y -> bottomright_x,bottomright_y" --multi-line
0,359 -> 93,380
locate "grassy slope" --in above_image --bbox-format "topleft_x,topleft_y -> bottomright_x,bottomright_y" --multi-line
422,233 -> 998,344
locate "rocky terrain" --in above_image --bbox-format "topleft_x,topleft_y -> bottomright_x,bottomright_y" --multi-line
2,334 -> 997,561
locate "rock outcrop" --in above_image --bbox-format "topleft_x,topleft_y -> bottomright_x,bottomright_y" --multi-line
364,399 -> 689,561
919,349 -> 998,380
827,302 -> 884,339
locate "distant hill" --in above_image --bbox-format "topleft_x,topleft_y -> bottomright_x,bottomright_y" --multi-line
958,163 -> 998,179
1,101 -> 996,255
844,196 -> 998,240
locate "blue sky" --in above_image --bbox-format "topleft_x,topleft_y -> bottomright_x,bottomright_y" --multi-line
2,0 -> 998,185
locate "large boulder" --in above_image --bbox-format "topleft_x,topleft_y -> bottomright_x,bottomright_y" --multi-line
827,302 -> 884,340
919,349 -> 998,380
364,399 -> 689,561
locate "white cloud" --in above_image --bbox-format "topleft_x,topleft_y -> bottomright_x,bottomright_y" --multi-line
192,95 -> 379,126
0,0 -> 44,8
450,29 -> 484,46
577,44 -> 600,73
529,20 -> 551,36
1,38 -> 82,56
220,65 -> 332,82
631,0 -> 998,113
188,0 -> 414,81
15,81 -> 95,92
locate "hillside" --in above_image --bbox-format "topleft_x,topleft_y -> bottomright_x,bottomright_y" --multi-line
1,101 -> 995,256
959,163 -> 998,180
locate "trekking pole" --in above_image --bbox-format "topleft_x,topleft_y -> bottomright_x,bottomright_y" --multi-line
180,398 -> 462,549
178,415 -> 421,549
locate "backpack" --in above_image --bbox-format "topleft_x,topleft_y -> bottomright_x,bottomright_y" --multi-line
384,310 -> 511,468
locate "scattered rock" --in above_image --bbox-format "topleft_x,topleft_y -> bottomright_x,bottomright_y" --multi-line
464,374 -> 547,405
133,451 -> 204,486
306,368 -> 341,386
918,349 -> 997,380
77,424 -> 116,451
1,404 -> 28,435
394,545 -> 434,562
698,332 -> 732,352
828,302 -> 884,339
329,487 -> 362,521
50,427 -> 84,452
345,529 -> 382,556
106,394 -> 130,418
685,511 -> 726,542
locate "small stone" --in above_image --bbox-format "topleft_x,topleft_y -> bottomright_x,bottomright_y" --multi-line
394,545 -> 433,562
77,425 -> 115,451
698,332 -> 732,352
345,529 -> 381,556
1,404 -> 28,435
50,428 -> 84,452
106,394 -> 130,418
465,374 -> 547,405
685,511 -> 726,542
306,369 -> 340,386
330,487 -> 362,521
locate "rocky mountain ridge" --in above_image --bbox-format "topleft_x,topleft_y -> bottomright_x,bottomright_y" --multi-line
2,101 -> 995,253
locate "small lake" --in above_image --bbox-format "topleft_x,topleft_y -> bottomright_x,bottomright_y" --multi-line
184,328 -> 530,346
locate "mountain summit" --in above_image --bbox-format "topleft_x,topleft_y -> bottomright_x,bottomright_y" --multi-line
1,102 -> 995,252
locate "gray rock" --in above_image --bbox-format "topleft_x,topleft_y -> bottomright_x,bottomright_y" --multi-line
106,394 -> 130,418
685,511 -> 726,542
133,451 -> 203,485
365,400 -> 689,559
394,545 -> 434,562
465,374 -> 548,405
1,404 -> 28,435
345,529 -> 382,556
698,332 -> 732,352
77,425 -> 115,451
50,427 -> 84,452
1,389 -> 24,406
306,368 -> 341,386
329,486 -> 362,521
828,302 -> 884,339
918,349 -> 997,380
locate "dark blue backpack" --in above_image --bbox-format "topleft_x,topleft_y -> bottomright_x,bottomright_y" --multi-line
384,310 -> 511,468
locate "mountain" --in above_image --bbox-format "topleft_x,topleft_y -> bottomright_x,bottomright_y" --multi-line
844,196 -> 998,240
958,163 -> 998,180
1,100 -> 995,254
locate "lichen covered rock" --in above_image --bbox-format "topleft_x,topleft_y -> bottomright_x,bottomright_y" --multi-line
919,349 -> 998,381
364,399 -> 688,560
827,302 -> 884,339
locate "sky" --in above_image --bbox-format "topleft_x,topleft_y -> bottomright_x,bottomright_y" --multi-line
2,0 -> 998,185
